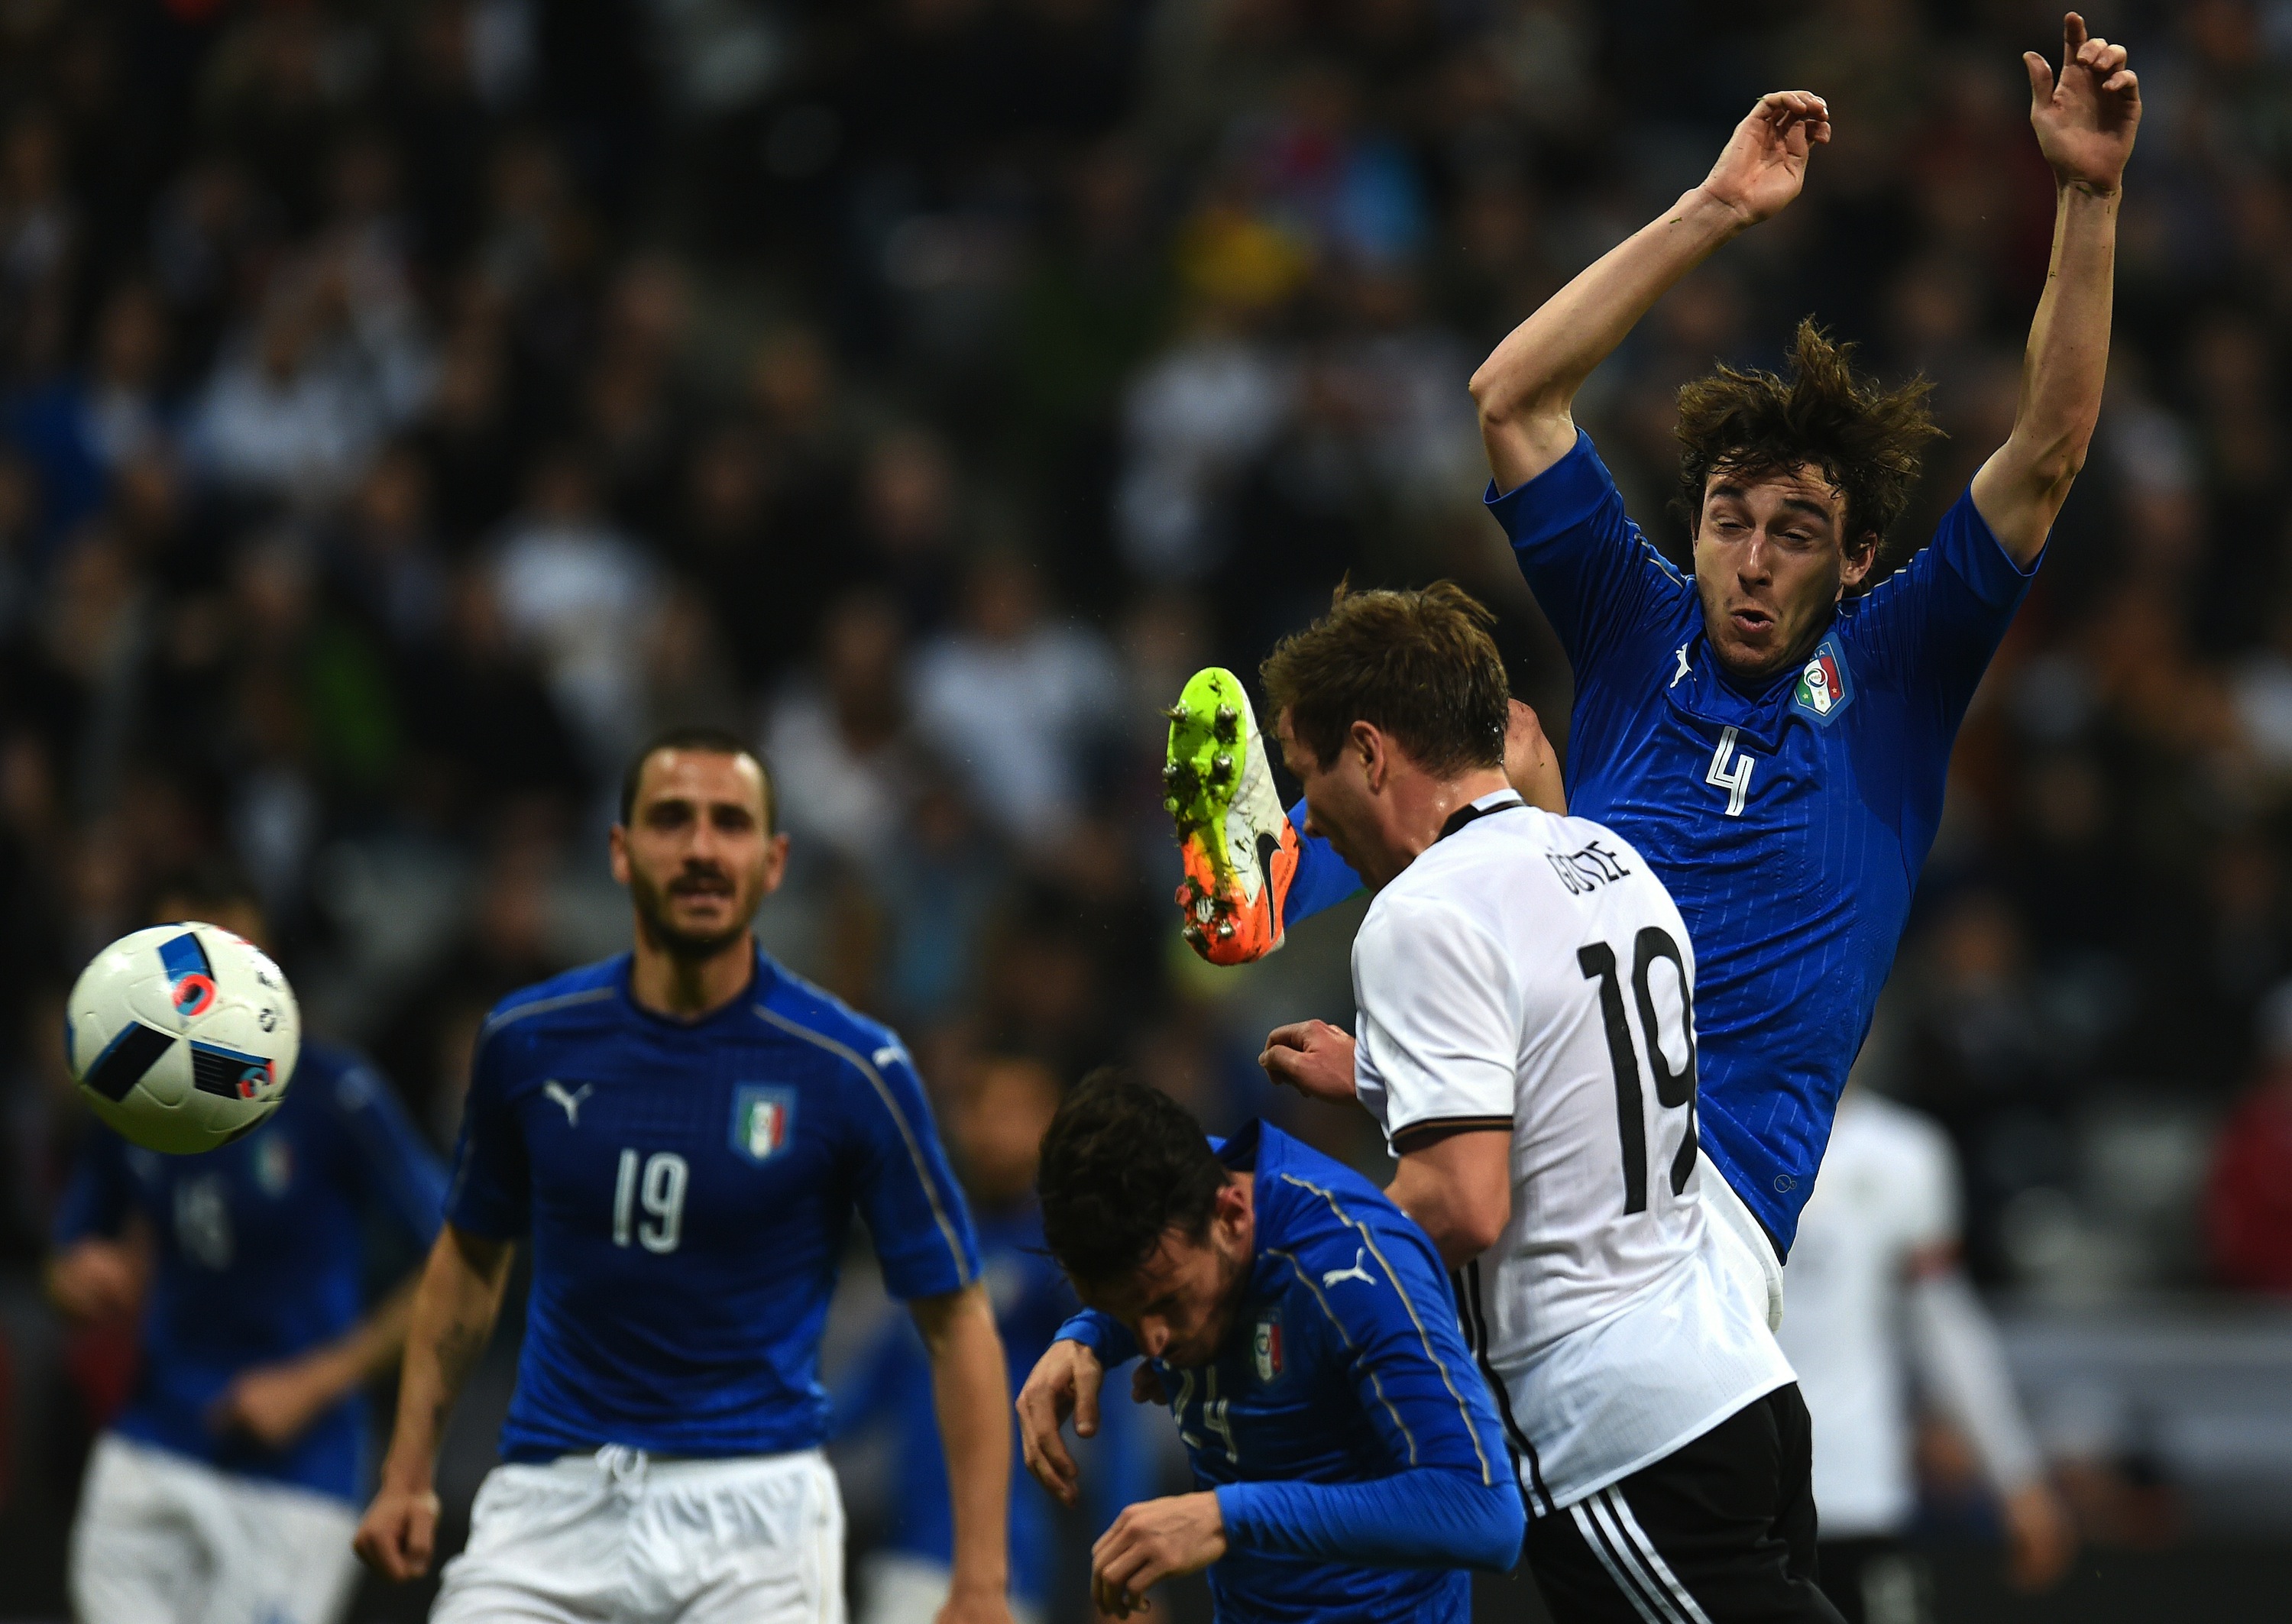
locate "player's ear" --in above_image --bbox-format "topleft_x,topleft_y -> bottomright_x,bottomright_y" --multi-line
607,823 -> 632,886
1351,720 -> 1384,788
1212,1176 -> 1251,1236
1839,530 -> 1879,593
759,831 -> 791,896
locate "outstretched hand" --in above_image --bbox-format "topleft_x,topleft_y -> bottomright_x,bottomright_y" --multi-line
2026,12 -> 2139,193
1016,1338 -> 1105,1508
1698,91 -> 1830,228
1259,1020 -> 1357,1105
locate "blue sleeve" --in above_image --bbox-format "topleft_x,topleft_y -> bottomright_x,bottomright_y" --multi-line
444,1021 -> 530,1238
1052,1307 -> 1139,1367
1218,1465 -> 1522,1572
1851,486 -> 2038,728
1484,430 -> 1693,678
1283,801 -> 1364,927
329,1058 -> 447,1251
51,1131 -> 131,1247
850,1043 -> 981,1299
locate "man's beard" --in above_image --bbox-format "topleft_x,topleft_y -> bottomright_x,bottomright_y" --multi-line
630,864 -> 754,958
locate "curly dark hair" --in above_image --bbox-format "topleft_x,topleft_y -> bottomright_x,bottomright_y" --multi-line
1673,319 -> 1942,588
1036,1069 -> 1229,1287
1259,580 -> 1510,776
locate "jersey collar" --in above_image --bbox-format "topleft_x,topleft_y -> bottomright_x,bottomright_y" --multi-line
1438,790 -> 1526,842
614,944 -> 779,1030
1664,624 -> 1834,752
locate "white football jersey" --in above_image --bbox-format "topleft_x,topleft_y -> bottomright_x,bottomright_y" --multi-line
1353,793 -> 1793,1514
1774,1091 -> 1954,1537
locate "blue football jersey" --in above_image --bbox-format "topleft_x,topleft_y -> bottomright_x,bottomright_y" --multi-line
1488,431 -> 2037,1251
1060,1123 -> 1515,1624
52,1041 -> 446,1502
448,949 -> 981,1461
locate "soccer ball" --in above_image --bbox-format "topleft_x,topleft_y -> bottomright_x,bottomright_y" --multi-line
66,923 -> 301,1154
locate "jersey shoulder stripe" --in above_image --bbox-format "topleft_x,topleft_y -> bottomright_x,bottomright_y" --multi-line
1274,1170 -> 1494,1487
478,965 -> 620,1042
1265,1244 -> 1423,1466
754,964 -> 908,1060
748,999 -> 972,1286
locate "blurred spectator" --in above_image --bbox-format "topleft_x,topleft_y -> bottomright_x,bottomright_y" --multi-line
488,447 -> 660,778
911,548 -> 1123,844
856,426 -> 965,634
0,107 -> 77,380
769,591 -> 921,872
326,442 -> 449,655
3,283 -> 174,553
188,247 -> 430,507
2206,981 -> 2292,1292
402,564 -> 585,817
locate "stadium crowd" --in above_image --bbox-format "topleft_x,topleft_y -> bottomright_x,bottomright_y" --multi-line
3,0 -> 2292,1613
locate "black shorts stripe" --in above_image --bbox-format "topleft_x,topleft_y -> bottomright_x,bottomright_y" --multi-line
1598,1488 -> 1704,1623
1526,1390 -> 1839,1624
1571,1494 -> 1676,1623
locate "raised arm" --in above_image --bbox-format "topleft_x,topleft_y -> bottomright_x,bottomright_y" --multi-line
354,1224 -> 516,1580
1470,91 -> 1831,490
1970,13 -> 2139,566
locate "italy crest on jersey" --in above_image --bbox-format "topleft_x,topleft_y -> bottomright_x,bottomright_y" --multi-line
1253,1308 -> 1284,1384
730,1085 -> 798,1163
1791,634 -> 1855,726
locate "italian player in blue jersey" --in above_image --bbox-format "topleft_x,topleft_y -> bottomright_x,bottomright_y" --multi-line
1015,1074 -> 1523,1622
353,727 -> 1017,1624
48,884 -> 446,1624
1190,15 -> 2141,1312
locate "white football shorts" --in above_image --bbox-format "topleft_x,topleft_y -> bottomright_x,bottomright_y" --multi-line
70,1431 -> 362,1624
432,1444 -> 847,1624
1701,1147 -> 1788,1333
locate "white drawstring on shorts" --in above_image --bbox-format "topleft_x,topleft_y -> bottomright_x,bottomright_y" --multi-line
597,1444 -> 647,1497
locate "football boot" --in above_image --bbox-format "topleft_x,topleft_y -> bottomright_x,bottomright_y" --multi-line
1163,666 -> 1297,965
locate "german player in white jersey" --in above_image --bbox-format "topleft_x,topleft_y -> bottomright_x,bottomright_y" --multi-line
1254,583 -> 1836,1622
1777,1078 -> 2072,1622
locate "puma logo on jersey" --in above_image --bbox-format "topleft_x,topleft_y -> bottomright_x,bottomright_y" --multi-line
543,1081 -> 593,1126
1706,727 -> 1753,817
1321,1247 -> 1376,1289
872,1044 -> 905,1071
1670,644 -> 1692,688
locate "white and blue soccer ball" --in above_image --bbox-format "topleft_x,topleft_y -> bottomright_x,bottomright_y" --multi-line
66,923 -> 301,1154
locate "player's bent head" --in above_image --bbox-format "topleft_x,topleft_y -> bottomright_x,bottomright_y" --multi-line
1675,320 -> 1942,671
1259,580 -> 1510,781
1038,1070 -> 1252,1362
612,726 -> 785,957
